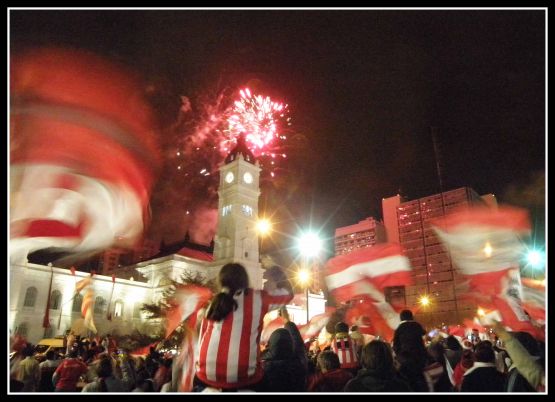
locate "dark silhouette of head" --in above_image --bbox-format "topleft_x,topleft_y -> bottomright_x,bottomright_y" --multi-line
362,340 -> 394,374
400,310 -> 413,321
97,355 -> 114,377
335,322 -> 349,334
474,341 -> 495,363
317,350 -> 341,373
22,344 -> 34,357
46,350 -> 56,360
445,335 -> 462,351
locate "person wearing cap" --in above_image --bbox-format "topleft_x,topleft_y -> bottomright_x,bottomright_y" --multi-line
331,321 -> 361,375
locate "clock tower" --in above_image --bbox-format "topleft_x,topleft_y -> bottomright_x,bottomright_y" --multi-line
212,134 -> 264,289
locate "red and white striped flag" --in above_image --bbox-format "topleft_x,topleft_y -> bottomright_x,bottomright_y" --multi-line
325,243 -> 413,303
344,299 -> 400,341
81,287 -> 97,334
298,310 -> 334,342
261,316 -> 286,345
10,48 -> 161,264
167,286 -> 212,392
431,206 -> 536,333
521,277 -> 545,323
325,244 -> 412,342
177,325 -> 197,392
165,285 -> 213,338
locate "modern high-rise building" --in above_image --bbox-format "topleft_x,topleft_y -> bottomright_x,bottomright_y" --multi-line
386,187 -> 497,327
382,194 -> 406,244
334,217 -> 386,256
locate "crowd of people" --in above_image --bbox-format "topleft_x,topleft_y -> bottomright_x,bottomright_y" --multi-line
9,263 -> 545,393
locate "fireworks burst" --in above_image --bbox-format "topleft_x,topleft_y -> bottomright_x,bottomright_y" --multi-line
224,88 -> 291,177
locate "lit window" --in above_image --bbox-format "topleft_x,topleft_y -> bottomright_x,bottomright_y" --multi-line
114,300 -> 124,318
242,205 -> 253,216
222,205 -> 232,216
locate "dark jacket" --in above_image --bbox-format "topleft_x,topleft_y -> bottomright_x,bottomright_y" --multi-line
397,363 -> 429,392
460,363 -> 506,392
259,328 -> 307,392
393,321 -> 427,365
308,369 -> 353,392
343,368 -> 411,392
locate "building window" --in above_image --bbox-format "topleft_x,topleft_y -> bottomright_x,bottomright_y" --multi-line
15,323 -> 28,337
114,300 -> 124,318
23,287 -> 38,307
222,205 -> 232,216
94,297 -> 106,314
72,294 -> 83,312
50,290 -> 62,310
241,205 -> 253,216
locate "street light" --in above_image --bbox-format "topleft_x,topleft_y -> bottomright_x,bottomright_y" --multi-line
256,218 -> 272,236
297,268 -> 311,324
419,295 -> 430,307
297,232 -> 322,258
297,231 -> 322,324
526,250 -> 544,269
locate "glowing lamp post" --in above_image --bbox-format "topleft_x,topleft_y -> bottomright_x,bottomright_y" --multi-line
256,218 -> 272,236
297,231 -> 322,324
526,250 -> 544,269
419,295 -> 430,307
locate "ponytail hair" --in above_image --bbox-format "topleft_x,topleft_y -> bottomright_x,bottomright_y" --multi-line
206,263 -> 249,322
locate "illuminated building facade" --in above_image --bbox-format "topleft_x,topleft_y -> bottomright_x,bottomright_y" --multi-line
334,217 -> 386,256
387,187 -> 497,326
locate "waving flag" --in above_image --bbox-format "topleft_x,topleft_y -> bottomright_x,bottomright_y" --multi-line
430,206 -> 536,333
165,285 -> 213,338
166,286 -> 212,392
261,316 -> 286,345
81,287 -> 97,334
10,48 -> 161,263
325,243 -> 412,303
298,311 -> 334,342
521,278 -> 545,323
344,299 -> 400,341
325,244 -> 412,342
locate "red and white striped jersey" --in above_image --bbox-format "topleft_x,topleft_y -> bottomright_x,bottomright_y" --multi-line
196,288 -> 293,389
331,334 -> 360,369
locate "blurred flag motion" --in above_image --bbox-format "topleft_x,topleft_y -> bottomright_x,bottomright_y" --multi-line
325,244 -> 413,341
430,206 -> 541,335
10,47 -> 161,263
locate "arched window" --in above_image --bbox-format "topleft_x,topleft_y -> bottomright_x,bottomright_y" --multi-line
133,303 -> 142,319
50,290 -> 62,310
73,294 -> 83,312
16,323 -> 28,337
114,300 -> 124,318
23,287 -> 38,307
94,297 -> 106,314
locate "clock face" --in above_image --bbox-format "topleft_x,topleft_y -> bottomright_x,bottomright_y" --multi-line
243,172 -> 253,184
225,172 -> 234,183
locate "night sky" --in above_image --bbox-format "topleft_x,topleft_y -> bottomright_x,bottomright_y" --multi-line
10,9 -> 546,265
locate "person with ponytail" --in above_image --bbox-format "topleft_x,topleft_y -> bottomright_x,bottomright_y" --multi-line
195,264 -> 293,391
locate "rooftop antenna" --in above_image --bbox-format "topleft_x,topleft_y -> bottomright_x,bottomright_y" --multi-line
431,126 -> 445,194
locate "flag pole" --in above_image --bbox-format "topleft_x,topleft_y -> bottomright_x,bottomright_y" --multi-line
43,263 -> 54,337
106,274 -> 116,321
